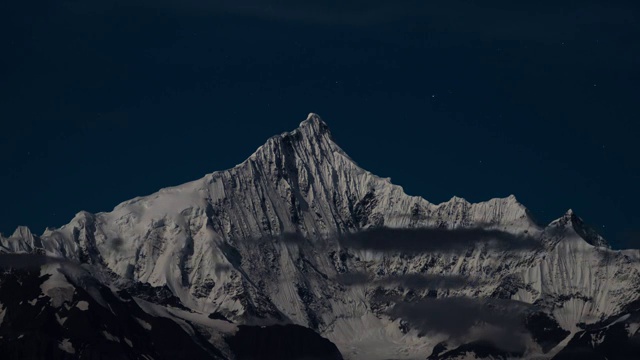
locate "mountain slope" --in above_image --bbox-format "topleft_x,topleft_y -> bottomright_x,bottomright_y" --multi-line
2,113 -> 639,360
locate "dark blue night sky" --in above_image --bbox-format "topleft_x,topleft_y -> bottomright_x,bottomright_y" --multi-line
1,1 -> 639,247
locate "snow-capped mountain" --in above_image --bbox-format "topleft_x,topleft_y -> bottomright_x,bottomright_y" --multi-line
1,113 -> 639,359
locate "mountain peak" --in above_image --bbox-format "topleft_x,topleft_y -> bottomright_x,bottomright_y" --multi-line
552,209 -> 578,224
448,196 -> 469,204
302,112 -> 324,125
549,209 -> 609,248
245,113 -> 336,164
296,113 -> 331,139
11,225 -> 33,240
0,225 -> 40,253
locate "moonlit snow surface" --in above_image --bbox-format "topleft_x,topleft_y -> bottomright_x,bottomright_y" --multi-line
1,114 -> 639,359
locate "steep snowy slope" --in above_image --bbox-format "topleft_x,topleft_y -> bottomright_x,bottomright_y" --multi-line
2,113 -> 639,360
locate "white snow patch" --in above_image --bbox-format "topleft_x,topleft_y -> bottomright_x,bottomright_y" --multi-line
58,339 -> 75,354
40,263 -> 75,307
57,263 -> 110,309
28,299 -> 38,306
102,330 -> 120,342
546,331 -> 577,358
135,317 -> 152,330
0,305 -> 5,326
124,337 -> 133,347
55,313 -> 67,326
133,297 -> 237,334
76,301 -> 89,311
609,313 -> 630,327
590,332 -> 606,347
325,313 -> 438,360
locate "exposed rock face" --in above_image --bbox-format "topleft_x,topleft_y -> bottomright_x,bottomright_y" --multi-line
1,113 -> 639,359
